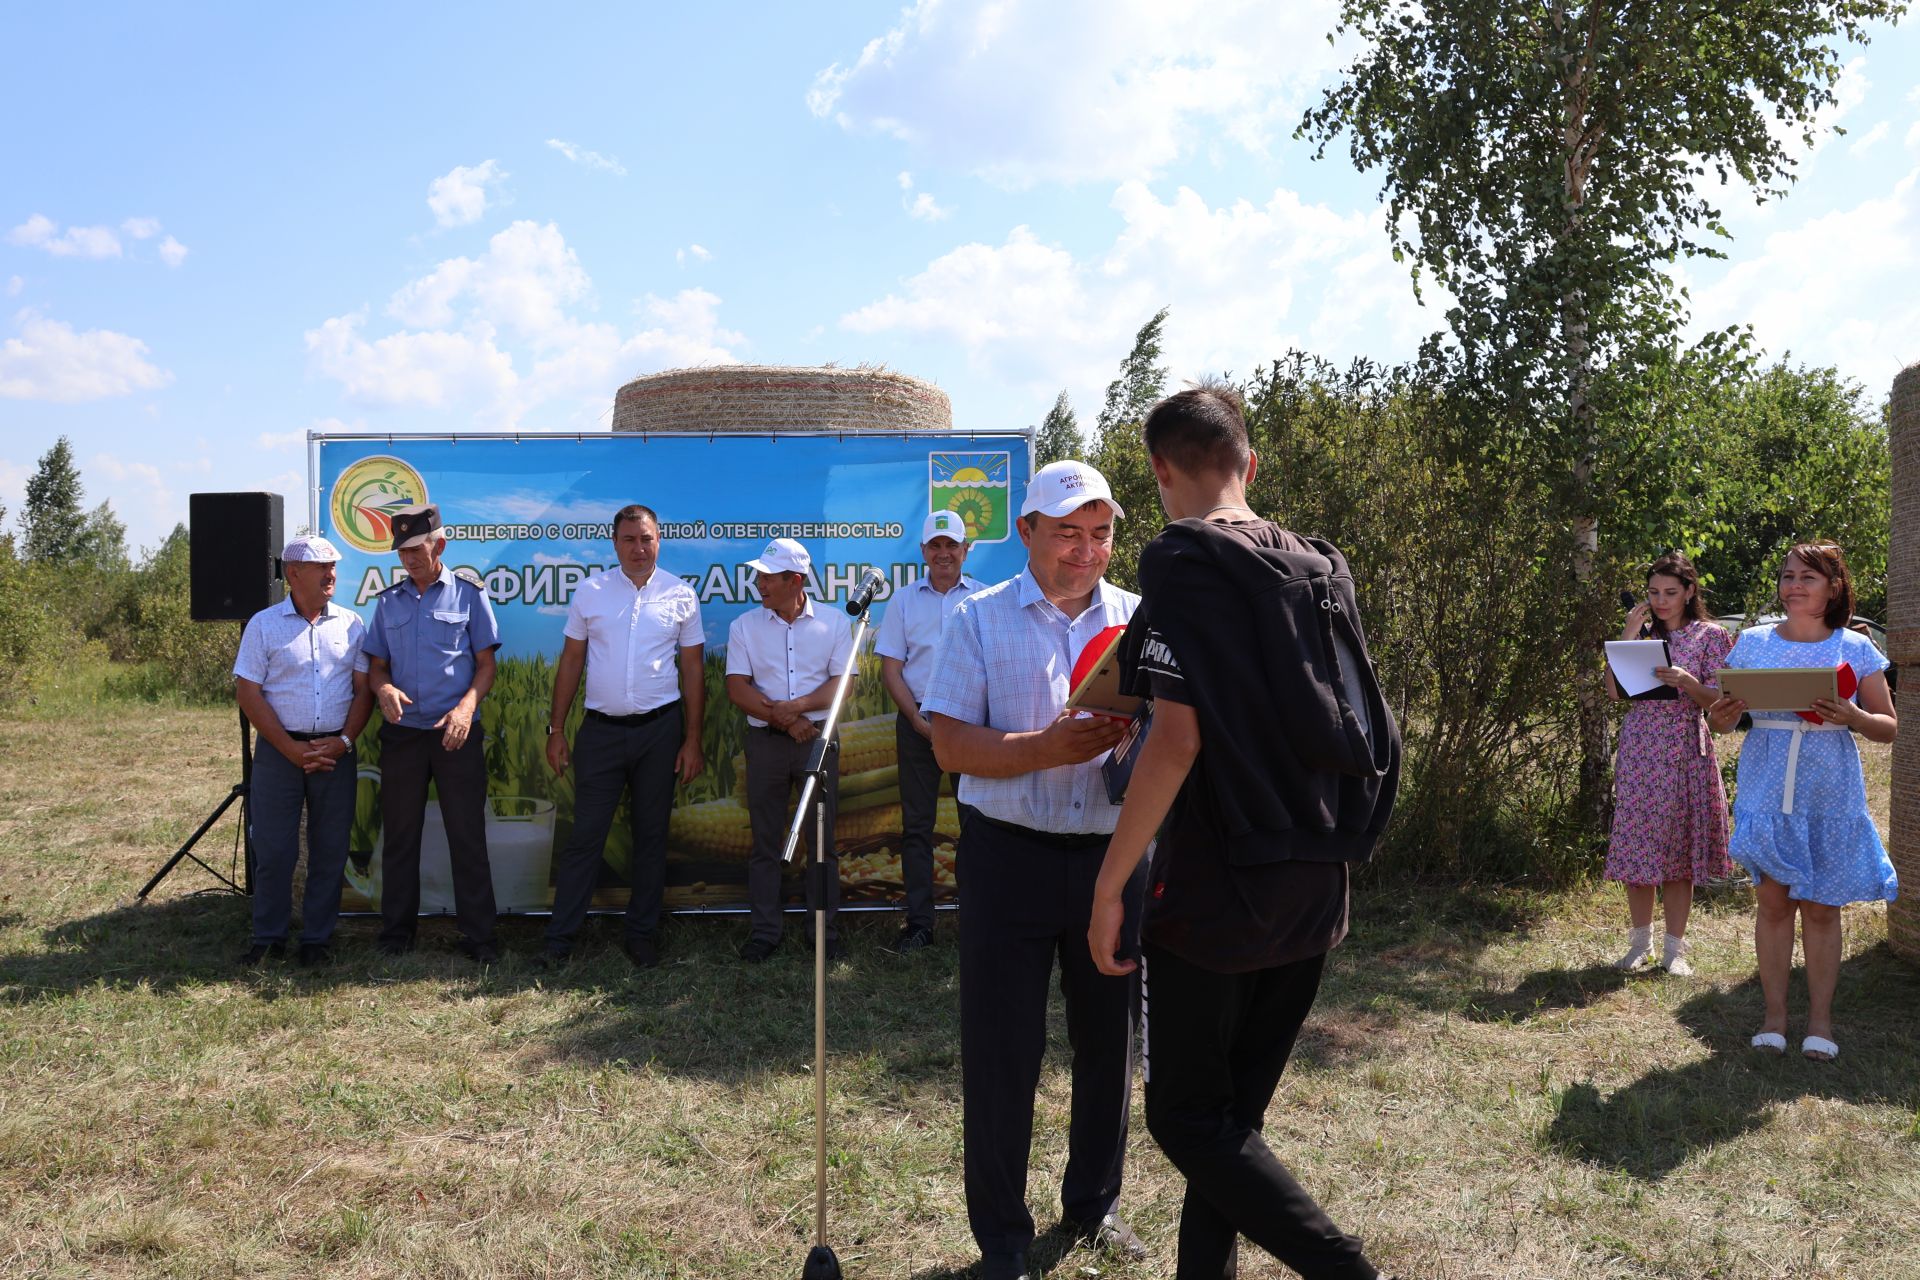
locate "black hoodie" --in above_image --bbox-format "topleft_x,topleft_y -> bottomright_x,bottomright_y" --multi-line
1121,518 -> 1401,867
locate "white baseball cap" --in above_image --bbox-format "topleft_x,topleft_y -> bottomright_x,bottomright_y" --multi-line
922,510 -> 968,544
1020,460 -> 1125,520
745,537 -> 811,575
282,534 -> 343,563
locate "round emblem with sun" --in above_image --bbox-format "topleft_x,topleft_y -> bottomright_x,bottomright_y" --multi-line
329,455 -> 428,554
946,488 -> 996,539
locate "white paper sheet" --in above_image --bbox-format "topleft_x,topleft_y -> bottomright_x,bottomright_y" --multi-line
1604,639 -> 1672,698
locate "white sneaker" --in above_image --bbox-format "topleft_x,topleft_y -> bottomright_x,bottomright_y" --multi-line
1614,925 -> 1652,971
1661,933 -> 1692,976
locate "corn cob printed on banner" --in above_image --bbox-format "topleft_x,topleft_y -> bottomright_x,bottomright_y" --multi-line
316,431 -> 1032,917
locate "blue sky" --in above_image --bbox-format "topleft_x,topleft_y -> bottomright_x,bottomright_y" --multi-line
5,2 -> 1917,554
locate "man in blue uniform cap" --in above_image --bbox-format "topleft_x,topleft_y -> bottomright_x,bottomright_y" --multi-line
364,503 -> 503,962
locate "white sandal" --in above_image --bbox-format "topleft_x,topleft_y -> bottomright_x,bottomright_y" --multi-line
1751,1032 -> 1787,1055
1802,1035 -> 1839,1062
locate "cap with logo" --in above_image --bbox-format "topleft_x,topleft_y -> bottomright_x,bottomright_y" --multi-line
745,537 -> 812,576
1019,460 -> 1125,520
281,534 -> 343,563
390,503 -> 444,552
921,510 -> 969,544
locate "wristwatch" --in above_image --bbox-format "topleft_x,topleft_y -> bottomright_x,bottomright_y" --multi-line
545,724 -> 557,736
337,735 -> 353,752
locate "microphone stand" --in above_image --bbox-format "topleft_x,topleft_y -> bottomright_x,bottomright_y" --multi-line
780,586 -> 877,1280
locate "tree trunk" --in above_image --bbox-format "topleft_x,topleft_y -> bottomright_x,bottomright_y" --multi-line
1561,3 -> 1612,848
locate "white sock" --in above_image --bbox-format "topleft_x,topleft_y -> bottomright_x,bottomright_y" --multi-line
1662,933 -> 1692,975
1616,925 -> 1652,970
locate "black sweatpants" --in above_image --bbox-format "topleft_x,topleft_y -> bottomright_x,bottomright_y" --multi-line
545,707 -> 682,951
1142,943 -> 1377,1280
959,811 -> 1147,1260
377,721 -> 496,949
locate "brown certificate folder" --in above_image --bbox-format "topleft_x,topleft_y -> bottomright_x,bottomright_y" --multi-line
1717,667 -> 1838,713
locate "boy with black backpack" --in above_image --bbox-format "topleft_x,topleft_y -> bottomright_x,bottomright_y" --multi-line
1088,385 -> 1400,1280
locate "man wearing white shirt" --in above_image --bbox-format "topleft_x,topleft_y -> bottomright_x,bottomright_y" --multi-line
875,509 -> 982,954
232,535 -> 374,967
724,537 -> 855,962
920,461 -> 1149,1280
544,505 -> 706,969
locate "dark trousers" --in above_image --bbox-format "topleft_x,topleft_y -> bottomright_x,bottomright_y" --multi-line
743,727 -> 840,944
1142,944 -> 1377,1280
895,711 -> 958,932
248,742 -> 356,946
378,722 -> 496,948
545,708 -> 682,951
959,811 -> 1147,1259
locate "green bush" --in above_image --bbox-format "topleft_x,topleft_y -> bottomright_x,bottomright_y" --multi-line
0,548 -> 67,707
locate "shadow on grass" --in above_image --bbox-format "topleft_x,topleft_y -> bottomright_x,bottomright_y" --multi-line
1546,942 -> 1920,1181
905,1219 -> 1099,1280
1460,962 -> 1634,1023
0,889 -> 966,1089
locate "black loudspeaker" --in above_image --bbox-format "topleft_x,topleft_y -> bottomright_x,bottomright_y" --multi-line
189,492 -> 285,620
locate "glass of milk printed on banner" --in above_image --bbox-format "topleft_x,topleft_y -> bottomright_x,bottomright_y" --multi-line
344,766 -> 557,913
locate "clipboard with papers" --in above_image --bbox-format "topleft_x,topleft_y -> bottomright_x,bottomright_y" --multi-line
1603,638 -> 1678,701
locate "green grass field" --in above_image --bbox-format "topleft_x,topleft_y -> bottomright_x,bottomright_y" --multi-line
2,665 -> 1916,1279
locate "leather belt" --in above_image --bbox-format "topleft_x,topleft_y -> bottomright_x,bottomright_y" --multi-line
586,702 -> 681,728
286,729 -> 346,741
971,811 -> 1111,851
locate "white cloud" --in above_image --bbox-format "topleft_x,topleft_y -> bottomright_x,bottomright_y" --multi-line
676,243 -> 712,266
387,220 -> 589,338
7,214 -> 123,259
256,429 -> 308,450
121,217 -> 162,240
0,309 -> 173,401
896,171 -> 950,220
906,192 -> 952,221
158,236 -> 189,268
5,276 -> 20,297
1907,120 -> 1920,151
1691,167 -> 1920,391
426,160 -> 507,228
545,138 -> 628,176
1849,120 -> 1890,156
842,181 -> 1435,404
88,452 -> 175,540
305,312 -> 519,410
309,222 -> 744,423
810,0 -> 1347,186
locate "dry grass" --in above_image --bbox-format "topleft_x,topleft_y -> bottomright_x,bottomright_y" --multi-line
2,668 -> 1916,1279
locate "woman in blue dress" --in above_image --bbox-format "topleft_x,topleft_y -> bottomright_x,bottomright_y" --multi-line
1707,542 -> 1898,1062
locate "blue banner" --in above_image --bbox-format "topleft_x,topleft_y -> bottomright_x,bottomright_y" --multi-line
315,432 -> 1032,916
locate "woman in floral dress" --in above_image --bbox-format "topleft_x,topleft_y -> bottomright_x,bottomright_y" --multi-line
1605,553 -> 1734,976
1708,542 -> 1897,1061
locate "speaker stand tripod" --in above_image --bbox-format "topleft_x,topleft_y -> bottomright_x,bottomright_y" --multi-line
137,709 -> 255,901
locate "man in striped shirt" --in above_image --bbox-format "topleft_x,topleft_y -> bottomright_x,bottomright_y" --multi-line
921,461 -> 1150,1280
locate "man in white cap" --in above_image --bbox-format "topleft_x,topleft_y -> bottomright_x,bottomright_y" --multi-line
874,508 -> 982,954
724,537 -> 854,963
920,461 -> 1149,1279
232,534 -> 374,966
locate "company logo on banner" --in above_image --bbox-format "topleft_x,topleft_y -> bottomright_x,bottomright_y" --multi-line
930,452 -> 1010,542
329,455 -> 429,553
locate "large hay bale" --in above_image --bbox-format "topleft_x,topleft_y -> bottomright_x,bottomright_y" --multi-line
1889,361 -> 1919,960
613,364 -> 952,435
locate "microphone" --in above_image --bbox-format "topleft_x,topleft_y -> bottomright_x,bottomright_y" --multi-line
845,567 -> 886,616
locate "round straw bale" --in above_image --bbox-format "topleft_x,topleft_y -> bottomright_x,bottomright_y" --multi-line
1887,361 -> 1918,959
613,364 -> 952,435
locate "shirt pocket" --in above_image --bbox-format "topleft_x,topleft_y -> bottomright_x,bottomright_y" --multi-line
427,610 -> 471,657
